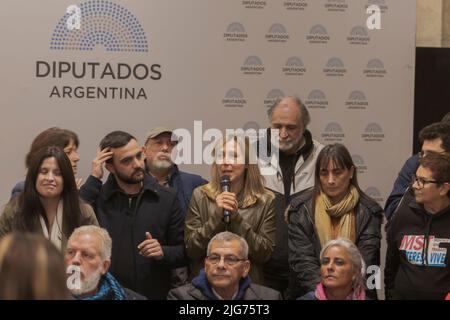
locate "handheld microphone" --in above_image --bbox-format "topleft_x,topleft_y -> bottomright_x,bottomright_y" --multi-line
220,175 -> 231,223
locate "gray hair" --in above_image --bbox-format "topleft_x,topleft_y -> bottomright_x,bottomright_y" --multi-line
206,232 -> 249,259
320,238 -> 366,290
267,95 -> 310,128
68,225 -> 112,261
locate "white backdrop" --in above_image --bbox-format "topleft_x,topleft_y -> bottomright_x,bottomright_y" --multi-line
0,0 -> 415,213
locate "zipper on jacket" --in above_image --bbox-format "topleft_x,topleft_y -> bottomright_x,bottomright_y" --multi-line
302,203 -> 321,252
131,189 -> 147,289
354,202 -> 372,243
120,189 -> 145,291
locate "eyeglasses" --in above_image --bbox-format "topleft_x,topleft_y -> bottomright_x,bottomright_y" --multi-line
411,174 -> 441,189
206,254 -> 247,266
419,150 -> 447,159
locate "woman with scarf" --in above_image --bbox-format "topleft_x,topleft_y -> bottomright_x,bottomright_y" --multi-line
287,143 -> 382,299
0,146 -> 98,252
299,238 -> 367,300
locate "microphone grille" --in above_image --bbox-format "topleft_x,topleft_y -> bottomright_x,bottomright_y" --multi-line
220,175 -> 230,187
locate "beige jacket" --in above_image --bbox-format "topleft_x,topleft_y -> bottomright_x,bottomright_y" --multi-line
185,186 -> 276,285
0,200 -> 98,252
259,139 -> 324,196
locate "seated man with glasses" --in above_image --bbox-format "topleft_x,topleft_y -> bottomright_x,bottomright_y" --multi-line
167,231 -> 281,300
385,152 -> 450,299
384,120 -> 450,220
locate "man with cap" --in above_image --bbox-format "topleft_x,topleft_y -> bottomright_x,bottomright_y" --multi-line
144,127 -> 207,217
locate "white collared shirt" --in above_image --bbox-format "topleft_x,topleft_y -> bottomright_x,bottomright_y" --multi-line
39,200 -> 63,251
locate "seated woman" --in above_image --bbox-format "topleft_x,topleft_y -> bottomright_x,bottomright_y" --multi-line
185,135 -> 276,285
11,127 -> 81,199
287,143 -> 382,299
298,238 -> 367,300
0,146 -> 98,251
0,232 -> 70,300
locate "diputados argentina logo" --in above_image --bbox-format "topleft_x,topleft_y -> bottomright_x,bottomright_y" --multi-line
305,89 -> 328,109
35,0 -> 161,100
352,154 -> 368,174
284,0 -> 308,11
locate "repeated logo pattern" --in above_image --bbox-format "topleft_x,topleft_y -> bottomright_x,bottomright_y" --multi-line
50,0 -> 148,52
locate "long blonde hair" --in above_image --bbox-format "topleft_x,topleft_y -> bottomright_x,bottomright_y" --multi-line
202,135 -> 271,207
0,232 -> 69,300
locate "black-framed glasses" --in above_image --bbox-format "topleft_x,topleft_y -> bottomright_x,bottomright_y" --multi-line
206,254 -> 247,266
411,174 -> 440,189
419,150 -> 447,159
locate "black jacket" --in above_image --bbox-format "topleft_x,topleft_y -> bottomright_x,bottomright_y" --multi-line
167,283 -> 282,300
167,270 -> 281,300
257,130 -> 323,291
80,174 -> 185,299
287,188 -> 383,299
385,198 -> 450,300
145,161 -> 207,217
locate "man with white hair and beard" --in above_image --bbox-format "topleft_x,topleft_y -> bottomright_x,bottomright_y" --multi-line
257,96 -> 323,297
144,127 -> 207,216
65,225 -> 145,300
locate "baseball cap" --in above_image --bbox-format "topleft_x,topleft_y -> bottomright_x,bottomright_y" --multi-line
145,127 -> 178,144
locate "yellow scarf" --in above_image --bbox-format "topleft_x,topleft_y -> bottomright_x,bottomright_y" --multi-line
315,186 -> 359,247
